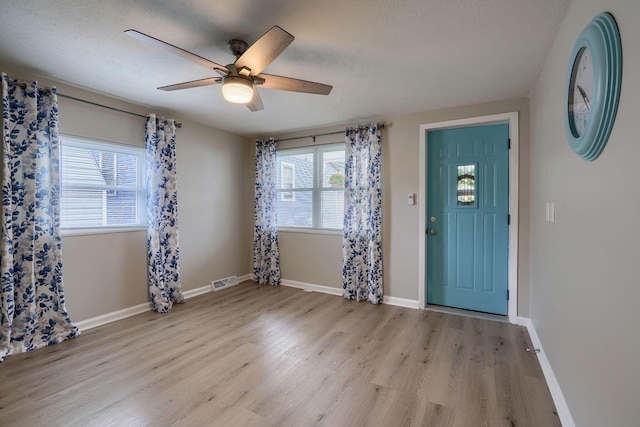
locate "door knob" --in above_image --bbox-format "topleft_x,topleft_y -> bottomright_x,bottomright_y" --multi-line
429,228 -> 437,235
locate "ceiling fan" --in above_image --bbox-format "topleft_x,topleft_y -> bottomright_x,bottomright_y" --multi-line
125,26 -> 332,112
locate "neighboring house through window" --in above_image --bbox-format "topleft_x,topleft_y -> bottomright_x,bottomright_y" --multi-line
281,162 -> 295,201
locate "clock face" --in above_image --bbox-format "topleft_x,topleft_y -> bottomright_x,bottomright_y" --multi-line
568,47 -> 594,137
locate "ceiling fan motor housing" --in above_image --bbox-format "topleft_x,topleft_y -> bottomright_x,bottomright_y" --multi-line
228,39 -> 248,58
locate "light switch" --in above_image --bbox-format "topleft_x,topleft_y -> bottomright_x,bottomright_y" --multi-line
408,193 -> 415,205
545,203 -> 550,222
546,202 -> 555,223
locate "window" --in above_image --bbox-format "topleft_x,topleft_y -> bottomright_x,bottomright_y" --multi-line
275,143 -> 344,229
60,135 -> 146,231
456,163 -> 476,207
280,162 -> 295,201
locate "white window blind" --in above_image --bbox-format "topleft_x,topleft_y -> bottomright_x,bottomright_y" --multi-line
60,136 -> 146,230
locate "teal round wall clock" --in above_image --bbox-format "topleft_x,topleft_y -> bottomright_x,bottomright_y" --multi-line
564,12 -> 622,161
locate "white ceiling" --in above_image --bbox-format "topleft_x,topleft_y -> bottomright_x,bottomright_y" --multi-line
0,0 -> 571,136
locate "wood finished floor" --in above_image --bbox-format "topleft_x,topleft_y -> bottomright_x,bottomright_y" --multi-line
0,283 -> 560,427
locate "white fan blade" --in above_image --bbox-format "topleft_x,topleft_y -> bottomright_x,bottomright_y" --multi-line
234,26 -> 294,76
158,77 -> 222,91
246,87 -> 264,112
257,73 -> 332,95
125,29 -> 228,73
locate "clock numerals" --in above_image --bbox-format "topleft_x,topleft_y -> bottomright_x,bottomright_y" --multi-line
576,115 -> 587,131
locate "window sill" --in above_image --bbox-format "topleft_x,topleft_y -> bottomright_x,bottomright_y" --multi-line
278,227 -> 342,236
61,226 -> 146,237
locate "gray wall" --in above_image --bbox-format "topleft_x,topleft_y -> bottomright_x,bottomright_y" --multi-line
528,0 -> 640,425
1,64 -> 251,322
255,97 -> 531,316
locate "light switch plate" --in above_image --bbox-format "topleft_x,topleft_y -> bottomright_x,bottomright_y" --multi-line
408,193 -> 415,205
546,202 -> 555,223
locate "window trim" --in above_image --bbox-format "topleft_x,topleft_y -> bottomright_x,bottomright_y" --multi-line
61,226 -> 146,237
280,161 -> 296,202
275,142 -> 344,231
59,134 -> 147,234
277,227 -> 342,236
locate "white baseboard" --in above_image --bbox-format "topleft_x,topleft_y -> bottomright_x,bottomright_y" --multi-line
237,274 -> 252,283
182,285 -> 211,299
519,317 -> 575,427
383,295 -> 420,309
280,279 -> 420,309
75,273 -> 252,332
74,302 -> 150,331
281,279 -> 343,296
182,273 -> 252,298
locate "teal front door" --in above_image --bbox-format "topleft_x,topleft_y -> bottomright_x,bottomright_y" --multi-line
426,124 -> 509,315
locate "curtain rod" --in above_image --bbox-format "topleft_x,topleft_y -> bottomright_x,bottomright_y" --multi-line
276,123 -> 385,143
11,82 -> 182,128
58,93 -> 183,128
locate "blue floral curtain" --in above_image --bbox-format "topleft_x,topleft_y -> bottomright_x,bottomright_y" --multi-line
342,124 -> 383,304
145,114 -> 183,312
0,73 -> 79,361
253,138 -> 281,285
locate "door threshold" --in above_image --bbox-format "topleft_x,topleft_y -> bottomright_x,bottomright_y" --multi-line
425,304 -> 508,323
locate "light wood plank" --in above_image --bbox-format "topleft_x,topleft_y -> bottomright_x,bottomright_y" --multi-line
0,282 -> 560,426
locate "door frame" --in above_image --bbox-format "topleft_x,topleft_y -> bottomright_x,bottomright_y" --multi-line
418,112 -> 519,323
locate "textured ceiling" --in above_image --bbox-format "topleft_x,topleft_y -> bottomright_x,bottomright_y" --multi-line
0,0 -> 571,136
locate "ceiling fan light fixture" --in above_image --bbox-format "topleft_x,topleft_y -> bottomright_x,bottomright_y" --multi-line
126,26 -> 332,112
221,76 -> 253,104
